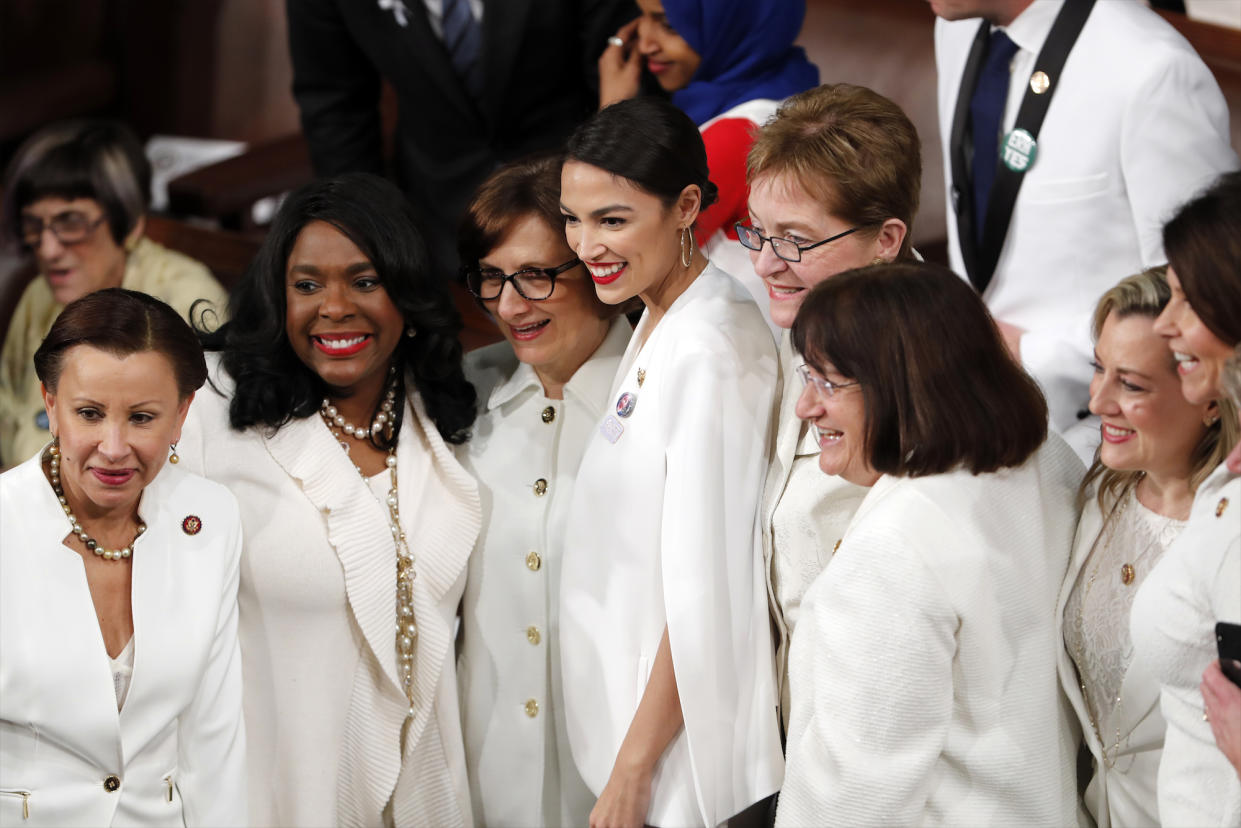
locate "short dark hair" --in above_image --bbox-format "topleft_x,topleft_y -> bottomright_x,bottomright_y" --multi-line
34,288 -> 207,399
791,261 -> 1048,476
1163,170 -> 1241,347
565,96 -> 719,211
3,119 -> 151,247
199,173 -> 476,445
458,152 -> 565,269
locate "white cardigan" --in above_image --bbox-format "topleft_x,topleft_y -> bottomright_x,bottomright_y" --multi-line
1131,462 -> 1241,827
178,357 -> 481,827
777,437 -> 1085,827
457,318 -> 629,827
0,454 -> 246,827
560,265 -> 784,826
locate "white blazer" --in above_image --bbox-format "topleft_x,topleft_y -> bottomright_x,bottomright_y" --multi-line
777,437 -> 1085,827
0,453 -> 246,827
560,265 -> 784,827
1055,491 -> 1164,828
178,357 -> 481,827
457,318 -> 629,827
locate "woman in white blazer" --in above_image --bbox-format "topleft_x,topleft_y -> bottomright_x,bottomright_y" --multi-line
177,174 -> 481,827
558,97 -> 783,827
0,289 -> 245,826
1057,267 -> 1232,827
1132,170 -> 1241,826
454,156 -> 631,826
776,262 -> 1083,827
742,83 -> 921,734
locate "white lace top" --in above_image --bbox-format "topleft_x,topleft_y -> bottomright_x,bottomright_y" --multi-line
1064,486 -> 1184,751
109,636 -> 135,710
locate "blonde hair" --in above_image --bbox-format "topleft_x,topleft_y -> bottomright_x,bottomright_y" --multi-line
746,83 -> 921,259
1080,266 -> 1238,513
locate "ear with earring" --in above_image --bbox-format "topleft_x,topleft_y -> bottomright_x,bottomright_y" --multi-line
169,442 -> 180,464
679,227 -> 693,268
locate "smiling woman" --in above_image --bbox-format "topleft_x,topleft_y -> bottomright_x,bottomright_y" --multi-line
0,288 -> 245,826
177,173 -> 482,826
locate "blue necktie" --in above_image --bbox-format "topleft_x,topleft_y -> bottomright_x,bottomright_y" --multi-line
969,29 -> 1019,241
442,0 -> 483,99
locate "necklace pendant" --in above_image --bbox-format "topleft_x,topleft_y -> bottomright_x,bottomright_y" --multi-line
1120,563 -> 1135,585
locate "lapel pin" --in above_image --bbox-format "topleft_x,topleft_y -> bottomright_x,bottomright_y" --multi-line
1029,71 -> 1051,95
182,515 -> 203,535
616,391 -> 637,418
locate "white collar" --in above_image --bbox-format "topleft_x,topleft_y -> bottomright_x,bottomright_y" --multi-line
487,315 -> 632,411
999,0 -> 1064,57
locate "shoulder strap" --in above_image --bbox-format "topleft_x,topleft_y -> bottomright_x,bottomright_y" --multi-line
949,20 -> 993,287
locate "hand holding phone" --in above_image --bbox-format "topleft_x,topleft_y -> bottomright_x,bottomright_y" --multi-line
1217,622 -> 1241,687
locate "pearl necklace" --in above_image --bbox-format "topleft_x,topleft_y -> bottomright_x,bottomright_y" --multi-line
317,375 -> 418,712
45,443 -> 146,561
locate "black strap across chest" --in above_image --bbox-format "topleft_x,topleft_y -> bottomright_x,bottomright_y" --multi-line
950,0 -> 1097,294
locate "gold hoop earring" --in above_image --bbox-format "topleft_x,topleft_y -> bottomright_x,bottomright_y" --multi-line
680,227 -> 693,268
169,442 -> 180,464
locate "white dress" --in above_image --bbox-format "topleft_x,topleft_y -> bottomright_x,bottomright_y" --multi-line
457,318 -> 629,827
1060,486 -> 1183,827
560,264 -> 784,827
777,437 -> 1084,827
1130,463 -> 1241,827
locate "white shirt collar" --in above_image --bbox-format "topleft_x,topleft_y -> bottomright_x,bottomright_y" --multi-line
1000,0 -> 1064,56
486,316 -> 632,411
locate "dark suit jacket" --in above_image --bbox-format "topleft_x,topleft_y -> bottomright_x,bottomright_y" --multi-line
287,0 -> 634,277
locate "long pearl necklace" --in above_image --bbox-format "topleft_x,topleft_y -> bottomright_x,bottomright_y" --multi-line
318,374 -> 418,712
45,442 -> 146,561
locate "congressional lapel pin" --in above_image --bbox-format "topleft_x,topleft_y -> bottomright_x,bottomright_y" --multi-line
600,415 -> 624,444
616,391 -> 637,418
636,368 -> 646,388
1217,497 -> 1230,518
1001,128 -> 1038,173
182,515 -> 203,535
1029,70 -> 1051,95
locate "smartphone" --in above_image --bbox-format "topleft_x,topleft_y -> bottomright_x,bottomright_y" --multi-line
1216,621 -> 1241,687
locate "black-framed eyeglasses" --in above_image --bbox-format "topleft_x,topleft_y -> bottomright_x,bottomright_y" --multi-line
734,222 -> 863,263
462,258 -> 581,301
796,363 -> 859,399
19,211 -> 108,248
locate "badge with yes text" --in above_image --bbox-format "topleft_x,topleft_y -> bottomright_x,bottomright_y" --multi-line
1001,128 -> 1038,173
600,415 -> 624,444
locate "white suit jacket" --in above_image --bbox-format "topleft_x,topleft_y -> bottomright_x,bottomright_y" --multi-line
1055,492 -> 1164,828
0,453 -> 246,827
777,436 -> 1085,827
936,0 -> 1239,433
456,318 -> 629,827
560,265 -> 784,826
179,357 -> 481,827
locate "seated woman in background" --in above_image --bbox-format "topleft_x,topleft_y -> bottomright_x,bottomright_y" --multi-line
454,155 -> 631,827
776,262 -> 1082,827
598,0 -> 818,334
178,173 -> 480,826
742,82 -> 921,735
558,96 -> 782,827
1057,266 -> 1232,827
0,289 -> 244,826
1132,169 -> 1241,826
0,120 -> 227,466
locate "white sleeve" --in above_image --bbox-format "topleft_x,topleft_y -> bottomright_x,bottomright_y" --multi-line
776,525 -> 957,827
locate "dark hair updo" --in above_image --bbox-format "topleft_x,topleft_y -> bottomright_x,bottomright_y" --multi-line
565,96 -> 719,212
35,288 -> 207,399
1163,170 -> 1241,348
199,172 -> 476,445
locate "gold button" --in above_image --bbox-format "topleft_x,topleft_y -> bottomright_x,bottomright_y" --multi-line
1217,497 -> 1230,518
524,698 -> 539,717
103,774 -> 121,792
525,551 -> 542,571
526,625 -> 541,645
533,478 -> 548,496
541,406 -> 556,424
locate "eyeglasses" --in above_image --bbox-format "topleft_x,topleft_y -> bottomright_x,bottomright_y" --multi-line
734,222 -> 863,263
463,258 -> 581,301
19,211 -> 107,248
796,363 -> 858,399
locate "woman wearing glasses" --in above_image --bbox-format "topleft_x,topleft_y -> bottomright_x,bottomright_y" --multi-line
0,120 -> 227,467
454,155 -> 630,827
558,96 -> 781,827
776,261 -> 1082,826
740,83 -> 921,735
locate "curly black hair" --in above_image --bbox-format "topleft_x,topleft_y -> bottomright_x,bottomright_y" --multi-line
198,173 -> 476,445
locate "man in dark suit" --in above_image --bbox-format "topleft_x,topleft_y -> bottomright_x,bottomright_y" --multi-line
287,0 -> 635,278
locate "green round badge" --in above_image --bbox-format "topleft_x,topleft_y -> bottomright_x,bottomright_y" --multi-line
1001,128 -> 1038,173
